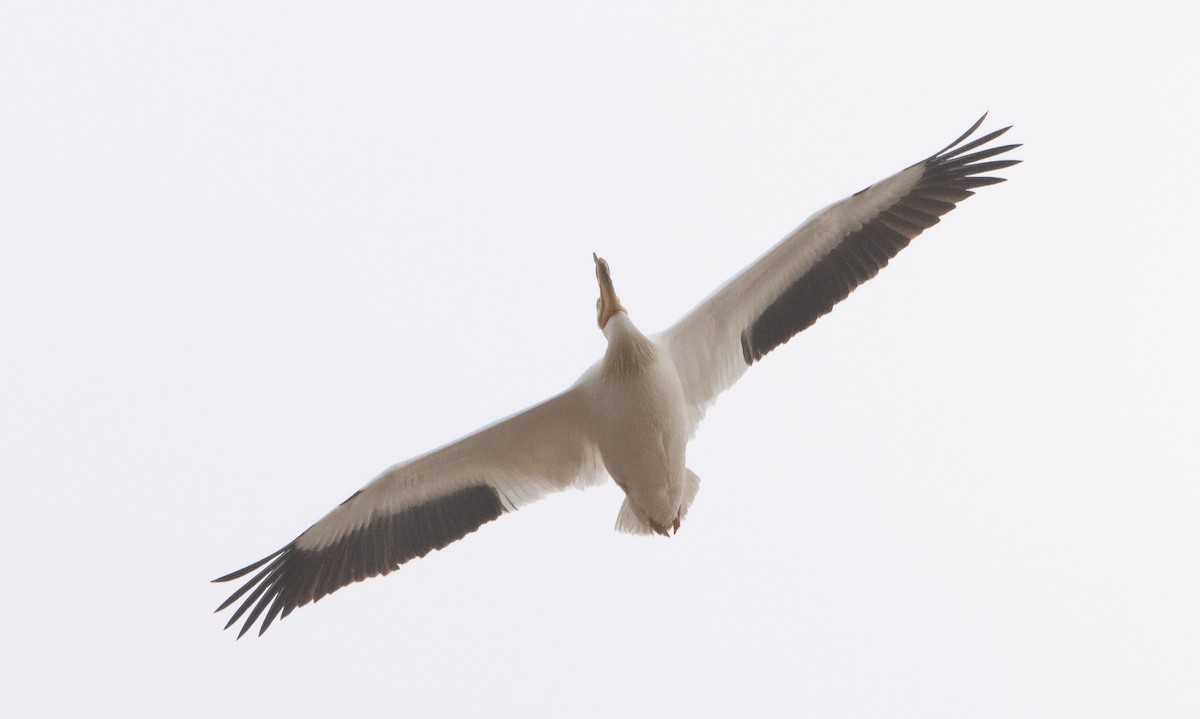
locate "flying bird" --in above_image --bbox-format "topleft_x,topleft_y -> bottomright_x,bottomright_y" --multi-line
215,115 -> 1019,637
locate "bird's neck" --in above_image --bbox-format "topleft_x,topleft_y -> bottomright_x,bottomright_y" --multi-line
602,311 -> 656,376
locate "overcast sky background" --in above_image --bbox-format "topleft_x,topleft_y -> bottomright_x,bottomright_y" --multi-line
3,2 -> 1197,717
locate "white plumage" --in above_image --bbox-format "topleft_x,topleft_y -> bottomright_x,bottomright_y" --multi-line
215,115 -> 1019,636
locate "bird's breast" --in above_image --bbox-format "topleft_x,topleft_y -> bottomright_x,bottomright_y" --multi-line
589,340 -> 689,524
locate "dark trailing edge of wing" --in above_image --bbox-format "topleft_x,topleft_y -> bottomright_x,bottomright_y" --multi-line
213,484 -> 506,638
740,115 -> 1020,364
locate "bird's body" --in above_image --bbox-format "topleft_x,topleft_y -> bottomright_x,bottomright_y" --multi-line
215,115 -> 1020,637
589,312 -> 692,535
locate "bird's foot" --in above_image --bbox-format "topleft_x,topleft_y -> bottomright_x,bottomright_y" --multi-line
649,520 -> 672,537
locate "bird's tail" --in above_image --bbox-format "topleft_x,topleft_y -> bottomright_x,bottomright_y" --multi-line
614,468 -> 701,536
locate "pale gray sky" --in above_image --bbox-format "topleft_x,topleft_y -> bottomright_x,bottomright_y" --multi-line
3,2 -> 1197,717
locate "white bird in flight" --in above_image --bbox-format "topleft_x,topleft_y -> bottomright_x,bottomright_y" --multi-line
215,115 -> 1019,637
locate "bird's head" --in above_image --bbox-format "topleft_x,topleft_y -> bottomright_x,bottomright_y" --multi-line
593,253 -> 625,329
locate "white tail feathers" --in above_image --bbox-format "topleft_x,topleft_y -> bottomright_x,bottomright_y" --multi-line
680,467 -> 700,520
614,497 -> 655,536
614,469 -> 701,536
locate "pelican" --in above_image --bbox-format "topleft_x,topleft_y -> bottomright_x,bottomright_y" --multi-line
215,115 -> 1019,637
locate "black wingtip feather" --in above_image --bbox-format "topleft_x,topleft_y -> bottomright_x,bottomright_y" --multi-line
936,124 -> 1011,161
954,176 -> 1009,189
258,595 -> 286,636
942,158 -> 1021,176
212,549 -> 284,584
934,113 -> 988,156
939,143 -> 1022,169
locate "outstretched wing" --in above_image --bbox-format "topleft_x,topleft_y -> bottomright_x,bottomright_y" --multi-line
214,386 -> 603,637
659,115 -> 1019,427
